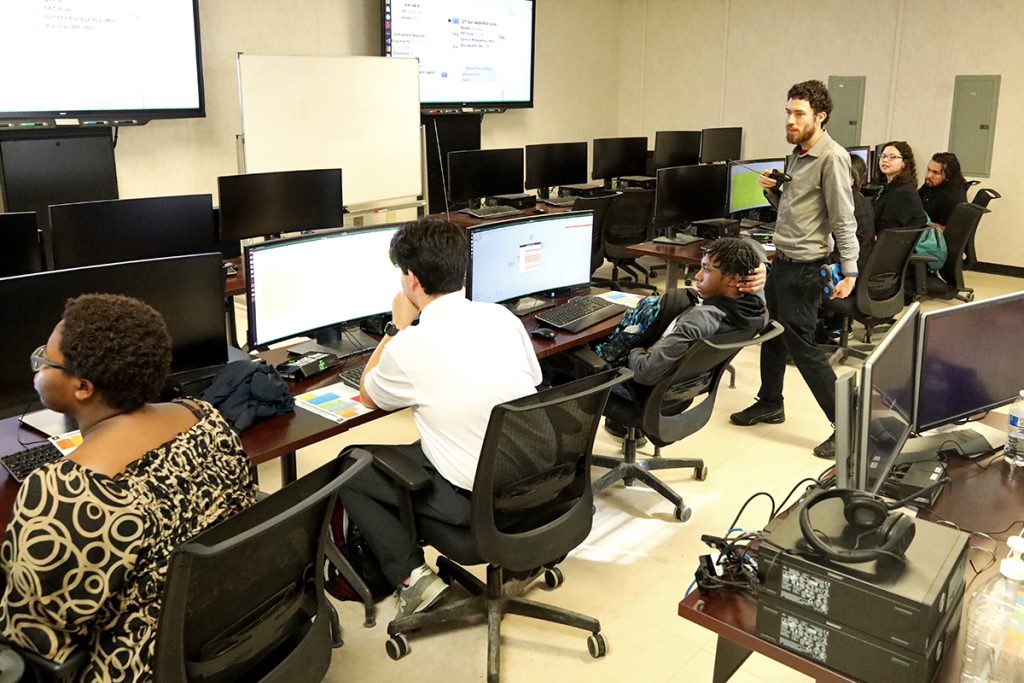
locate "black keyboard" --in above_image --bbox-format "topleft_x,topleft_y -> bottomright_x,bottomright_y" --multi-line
338,363 -> 367,389
461,205 -> 521,219
1,443 -> 64,482
535,296 -> 626,333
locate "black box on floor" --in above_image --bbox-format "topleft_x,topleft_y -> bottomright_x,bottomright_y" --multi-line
754,490 -> 969,653
693,217 -> 741,239
756,588 -> 961,683
491,193 -> 537,209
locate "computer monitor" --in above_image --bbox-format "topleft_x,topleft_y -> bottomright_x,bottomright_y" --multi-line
447,148 -> 525,204
728,158 -> 786,214
858,303 -> 920,493
217,169 -> 343,242
46,195 -> 216,270
466,211 -> 594,313
524,142 -> 588,198
915,291 -> 1024,433
653,164 -> 728,235
244,224 -> 400,355
699,127 -> 742,164
0,211 -> 42,277
652,131 -> 702,169
847,145 -> 871,170
0,253 -> 227,419
591,137 -> 648,182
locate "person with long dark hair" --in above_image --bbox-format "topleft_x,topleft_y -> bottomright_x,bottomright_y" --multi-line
873,140 -> 927,233
919,151 -> 968,231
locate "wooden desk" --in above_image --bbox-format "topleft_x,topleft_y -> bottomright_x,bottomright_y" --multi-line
677,435 -> 1024,683
441,203 -> 573,229
625,239 -> 709,290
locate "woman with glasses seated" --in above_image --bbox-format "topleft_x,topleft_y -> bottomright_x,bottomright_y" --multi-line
873,141 -> 928,234
0,294 -> 257,682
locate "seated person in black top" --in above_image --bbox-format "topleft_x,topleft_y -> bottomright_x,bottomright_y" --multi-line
873,141 -> 928,233
847,153 -> 875,271
918,151 -> 968,231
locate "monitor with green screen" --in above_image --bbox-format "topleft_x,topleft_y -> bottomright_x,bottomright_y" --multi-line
728,158 -> 785,214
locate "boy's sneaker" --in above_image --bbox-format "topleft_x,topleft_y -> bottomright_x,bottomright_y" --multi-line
396,565 -> 448,619
813,433 -> 836,460
729,401 -> 785,426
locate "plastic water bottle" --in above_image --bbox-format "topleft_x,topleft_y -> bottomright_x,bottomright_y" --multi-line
1005,391 -> 1024,475
960,535 -> 1024,682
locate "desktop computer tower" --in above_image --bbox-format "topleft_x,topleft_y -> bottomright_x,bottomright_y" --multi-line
693,218 -> 740,239
618,175 -> 657,190
559,183 -> 607,198
491,193 -> 536,210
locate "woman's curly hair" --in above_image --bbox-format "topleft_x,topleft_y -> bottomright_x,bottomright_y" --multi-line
59,294 -> 172,411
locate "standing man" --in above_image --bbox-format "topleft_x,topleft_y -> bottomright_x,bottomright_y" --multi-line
338,216 -> 542,618
730,80 -> 859,459
919,152 -> 968,231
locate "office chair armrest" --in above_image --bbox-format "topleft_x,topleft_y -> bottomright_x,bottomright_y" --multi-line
370,447 -> 431,491
909,252 -> 937,265
702,320 -> 784,351
566,347 -> 611,374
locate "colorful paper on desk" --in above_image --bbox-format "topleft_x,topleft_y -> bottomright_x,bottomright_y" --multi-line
295,382 -> 372,423
595,291 -> 645,308
48,430 -> 83,455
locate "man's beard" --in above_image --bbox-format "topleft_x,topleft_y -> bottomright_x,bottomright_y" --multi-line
786,125 -> 814,146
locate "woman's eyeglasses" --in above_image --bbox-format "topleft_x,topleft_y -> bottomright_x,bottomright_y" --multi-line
30,346 -> 75,374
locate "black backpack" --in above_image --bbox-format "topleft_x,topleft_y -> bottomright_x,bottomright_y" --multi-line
594,288 -> 698,365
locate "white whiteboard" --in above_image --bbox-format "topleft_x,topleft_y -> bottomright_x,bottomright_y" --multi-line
237,54 -> 422,207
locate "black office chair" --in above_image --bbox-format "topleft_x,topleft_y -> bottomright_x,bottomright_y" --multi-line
601,190 -> 657,292
964,187 -> 1000,269
0,211 -> 43,277
594,322 -> 783,521
911,203 -> 988,304
359,369 -> 629,683
824,226 -> 926,365
150,450 -> 372,682
571,193 -> 619,287
9,453 -> 373,683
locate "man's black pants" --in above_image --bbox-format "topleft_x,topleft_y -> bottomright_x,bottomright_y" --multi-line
337,443 -> 472,588
758,257 -> 837,423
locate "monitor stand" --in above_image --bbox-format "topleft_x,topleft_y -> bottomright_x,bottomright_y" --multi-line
288,326 -> 379,360
503,295 -> 555,317
897,424 -> 1007,464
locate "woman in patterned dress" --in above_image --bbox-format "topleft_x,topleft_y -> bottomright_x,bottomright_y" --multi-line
0,294 -> 258,682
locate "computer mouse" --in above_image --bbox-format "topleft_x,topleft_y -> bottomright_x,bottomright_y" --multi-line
535,207 -> 547,214
531,327 -> 557,340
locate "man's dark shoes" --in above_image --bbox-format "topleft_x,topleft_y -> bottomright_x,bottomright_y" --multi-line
729,401 -> 785,426
813,433 -> 836,459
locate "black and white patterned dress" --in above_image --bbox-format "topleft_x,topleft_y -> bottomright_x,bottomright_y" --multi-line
0,400 -> 257,682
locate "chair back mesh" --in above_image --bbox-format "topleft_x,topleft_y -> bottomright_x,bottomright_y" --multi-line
602,190 -> 655,259
153,456 -> 368,682
938,202 -> 986,288
471,369 -> 628,572
854,226 -> 925,319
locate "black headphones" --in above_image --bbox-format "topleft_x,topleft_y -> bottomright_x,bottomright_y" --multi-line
798,479 -> 948,564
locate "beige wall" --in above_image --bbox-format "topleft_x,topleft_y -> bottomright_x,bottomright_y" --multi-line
629,0 -> 1022,267
107,0 -> 1023,267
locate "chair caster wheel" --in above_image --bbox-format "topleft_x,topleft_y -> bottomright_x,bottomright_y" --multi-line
623,476 -> 635,488
544,567 -> 564,588
674,505 -> 692,522
386,633 -> 410,660
695,466 -> 708,481
587,632 -> 608,658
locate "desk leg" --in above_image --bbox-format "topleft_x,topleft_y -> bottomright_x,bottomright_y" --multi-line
666,262 -> 680,290
281,451 -> 297,486
225,295 -> 240,348
712,635 -> 752,683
